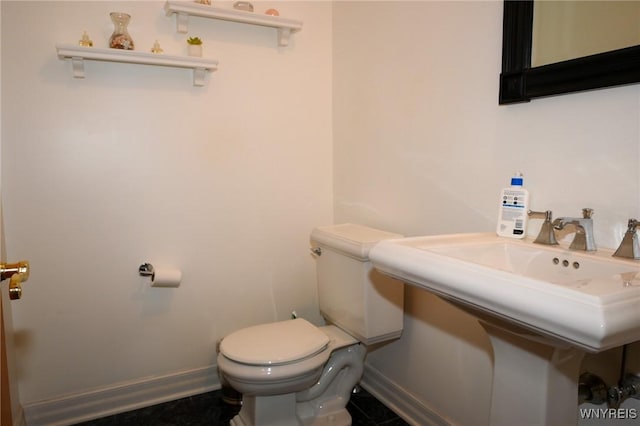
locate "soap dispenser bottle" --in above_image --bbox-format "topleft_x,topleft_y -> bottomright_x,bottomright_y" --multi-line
497,173 -> 529,238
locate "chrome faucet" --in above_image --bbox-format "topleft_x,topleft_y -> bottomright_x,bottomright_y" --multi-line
552,208 -> 596,251
613,219 -> 640,259
527,210 -> 558,246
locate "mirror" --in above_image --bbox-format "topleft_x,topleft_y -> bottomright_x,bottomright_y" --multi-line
499,0 -> 640,104
532,1 -> 640,67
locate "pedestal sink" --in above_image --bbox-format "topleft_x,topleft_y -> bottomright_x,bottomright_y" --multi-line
369,233 -> 640,425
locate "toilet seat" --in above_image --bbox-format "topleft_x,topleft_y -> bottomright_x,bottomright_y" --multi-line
220,318 -> 330,366
217,321 -> 358,398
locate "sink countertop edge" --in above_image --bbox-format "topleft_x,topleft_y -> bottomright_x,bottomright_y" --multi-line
369,234 -> 640,352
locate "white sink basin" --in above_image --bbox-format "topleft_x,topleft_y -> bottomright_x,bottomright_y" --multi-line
369,232 -> 640,352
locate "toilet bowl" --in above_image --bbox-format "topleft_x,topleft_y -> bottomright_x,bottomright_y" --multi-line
218,319 -> 364,426
217,224 -> 405,426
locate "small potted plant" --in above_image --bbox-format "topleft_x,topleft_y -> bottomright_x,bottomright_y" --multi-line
187,37 -> 203,57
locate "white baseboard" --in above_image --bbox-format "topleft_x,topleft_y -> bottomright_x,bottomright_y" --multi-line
13,406 -> 26,426
360,362 -> 451,426
23,362 -> 444,426
23,365 -> 220,426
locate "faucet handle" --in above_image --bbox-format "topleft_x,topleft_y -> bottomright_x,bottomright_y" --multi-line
582,208 -> 594,219
527,210 -> 558,245
613,219 -> 640,259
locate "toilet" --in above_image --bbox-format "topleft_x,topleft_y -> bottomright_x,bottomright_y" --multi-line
217,223 -> 405,426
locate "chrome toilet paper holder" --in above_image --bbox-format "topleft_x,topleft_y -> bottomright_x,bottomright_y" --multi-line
138,263 -> 154,277
138,263 -> 182,288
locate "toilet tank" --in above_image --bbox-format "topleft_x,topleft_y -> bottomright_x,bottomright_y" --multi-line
310,224 -> 404,345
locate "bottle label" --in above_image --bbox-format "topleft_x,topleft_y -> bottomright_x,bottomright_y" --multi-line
498,209 -> 525,235
502,189 -> 527,208
498,187 -> 529,238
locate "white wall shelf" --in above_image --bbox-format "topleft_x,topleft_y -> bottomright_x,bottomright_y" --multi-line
164,1 -> 303,47
55,44 -> 219,87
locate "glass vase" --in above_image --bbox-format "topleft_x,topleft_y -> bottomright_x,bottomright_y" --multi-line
109,12 -> 134,50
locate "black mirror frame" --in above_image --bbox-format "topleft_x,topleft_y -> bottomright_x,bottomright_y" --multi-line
499,0 -> 640,105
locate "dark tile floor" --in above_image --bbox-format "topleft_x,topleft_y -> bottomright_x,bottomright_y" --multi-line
75,387 -> 409,426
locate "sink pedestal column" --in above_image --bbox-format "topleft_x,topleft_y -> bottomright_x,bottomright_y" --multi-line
481,323 -> 586,426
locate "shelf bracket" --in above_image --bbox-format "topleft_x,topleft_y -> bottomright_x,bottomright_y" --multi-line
176,12 -> 189,34
277,28 -> 291,47
193,68 -> 207,87
71,57 -> 85,78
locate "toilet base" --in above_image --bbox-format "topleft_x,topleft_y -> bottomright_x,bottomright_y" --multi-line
230,396 -> 353,426
231,393 -> 299,426
299,407 -> 351,426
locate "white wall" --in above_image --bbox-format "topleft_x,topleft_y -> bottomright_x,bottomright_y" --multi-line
1,0 -> 333,403
333,1 -> 640,425
3,0 -> 640,424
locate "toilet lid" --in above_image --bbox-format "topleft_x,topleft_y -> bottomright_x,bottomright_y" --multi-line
220,319 -> 330,366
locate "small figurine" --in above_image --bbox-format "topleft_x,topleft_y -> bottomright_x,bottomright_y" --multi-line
233,1 -> 253,12
151,40 -> 164,54
78,31 -> 93,47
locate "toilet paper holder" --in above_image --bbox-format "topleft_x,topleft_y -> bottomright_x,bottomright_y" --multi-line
138,263 -> 154,277
138,263 -> 182,287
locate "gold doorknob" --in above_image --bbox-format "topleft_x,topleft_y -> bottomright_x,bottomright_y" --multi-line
1,261 -> 30,300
